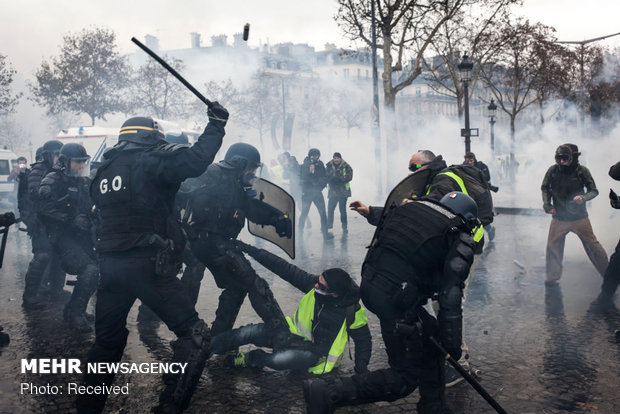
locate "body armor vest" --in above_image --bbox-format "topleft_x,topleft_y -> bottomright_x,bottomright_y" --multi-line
370,200 -> 463,270
92,149 -> 174,252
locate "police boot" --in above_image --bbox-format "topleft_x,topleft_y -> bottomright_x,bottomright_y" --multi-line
22,294 -> 45,310
154,320 -> 211,414
303,377 -> 358,414
63,305 -> 92,333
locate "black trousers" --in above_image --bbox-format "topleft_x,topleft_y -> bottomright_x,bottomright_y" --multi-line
23,228 -> 65,299
349,255 -> 445,413
299,190 -> 328,235
327,195 -> 348,230
191,237 -> 288,337
77,251 -> 199,413
601,238 -> 620,297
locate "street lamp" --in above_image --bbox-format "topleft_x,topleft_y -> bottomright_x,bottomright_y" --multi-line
458,54 -> 477,154
487,99 -> 497,154
371,0 -> 382,199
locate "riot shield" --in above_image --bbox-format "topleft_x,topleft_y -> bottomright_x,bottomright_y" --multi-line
368,169 -> 432,248
247,178 -> 296,259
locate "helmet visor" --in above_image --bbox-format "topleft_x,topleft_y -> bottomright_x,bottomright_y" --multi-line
68,158 -> 91,177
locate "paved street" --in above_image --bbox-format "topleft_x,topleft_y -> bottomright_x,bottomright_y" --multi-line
0,206 -> 618,413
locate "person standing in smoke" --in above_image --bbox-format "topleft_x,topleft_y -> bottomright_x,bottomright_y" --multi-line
38,143 -> 98,332
595,160 -> 620,307
299,148 -> 333,240
77,104 -> 228,414
304,192 -> 478,414
183,143 -> 293,344
463,151 -> 498,240
21,140 -> 66,309
541,144 -> 608,286
326,152 -> 353,235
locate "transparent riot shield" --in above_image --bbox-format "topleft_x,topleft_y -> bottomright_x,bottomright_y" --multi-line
247,178 -> 296,259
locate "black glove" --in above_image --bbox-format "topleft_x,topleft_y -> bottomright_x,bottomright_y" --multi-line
234,240 -> 260,256
207,101 -> 229,126
416,307 -> 440,341
273,214 -> 292,238
72,214 -> 91,232
489,185 -> 499,193
610,189 -> 620,209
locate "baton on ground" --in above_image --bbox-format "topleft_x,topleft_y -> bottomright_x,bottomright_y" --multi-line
429,336 -> 508,414
131,37 -> 212,108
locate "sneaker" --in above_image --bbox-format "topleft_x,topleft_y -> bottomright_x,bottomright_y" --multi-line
224,352 -> 246,368
444,361 -> 464,387
323,232 -> 334,241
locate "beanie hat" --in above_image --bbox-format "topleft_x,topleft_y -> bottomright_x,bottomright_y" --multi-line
555,144 -> 572,155
563,143 -> 581,158
322,268 -> 352,296
333,152 -> 342,158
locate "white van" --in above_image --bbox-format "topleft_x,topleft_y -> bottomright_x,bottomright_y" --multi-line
56,126 -> 119,163
0,148 -> 19,201
56,122 -> 198,163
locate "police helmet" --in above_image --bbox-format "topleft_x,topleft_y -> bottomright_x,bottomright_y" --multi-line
224,143 -> 261,170
59,143 -> 90,163
118,117 -> 165,146
439,191 -> 478,223
41,140 -> 63,165
308,148 -> 320,158
165,131 -> 189,145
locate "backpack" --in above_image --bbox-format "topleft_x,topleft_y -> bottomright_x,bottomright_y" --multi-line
440,164 -> 494,225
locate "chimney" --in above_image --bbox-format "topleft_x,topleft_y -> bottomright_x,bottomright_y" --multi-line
190,32 -> 201,48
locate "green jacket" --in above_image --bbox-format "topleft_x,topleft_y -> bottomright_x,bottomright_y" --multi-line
541,163 -> 598,221
326,160 -> 353,198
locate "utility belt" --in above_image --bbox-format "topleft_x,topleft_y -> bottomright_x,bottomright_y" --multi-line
143,233 -> 182,277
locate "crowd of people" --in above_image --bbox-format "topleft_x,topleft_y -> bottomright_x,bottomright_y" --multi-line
1,100 -> 618,414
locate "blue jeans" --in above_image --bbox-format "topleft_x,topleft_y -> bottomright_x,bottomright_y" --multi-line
211,323 -> 320,371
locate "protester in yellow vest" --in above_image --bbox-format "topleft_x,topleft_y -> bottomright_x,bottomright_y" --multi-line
210,241 -> 371,375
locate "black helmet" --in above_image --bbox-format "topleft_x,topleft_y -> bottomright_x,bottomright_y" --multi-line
119,117 -> 165,145
165,131 -> 189,145
439,191 -> 478,223
59,143 -> 90,163
224,143 -> 261,170
308,148 -> 320,158
58,143 -> 90,176
41,140 -> 63,166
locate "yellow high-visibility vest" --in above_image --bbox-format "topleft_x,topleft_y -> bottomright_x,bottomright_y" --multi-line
285,290 -> 368,375
426,171 -> 484,242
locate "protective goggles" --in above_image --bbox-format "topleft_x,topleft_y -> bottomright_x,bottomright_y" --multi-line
555,153 -> 572,162
408,162 -> 428,172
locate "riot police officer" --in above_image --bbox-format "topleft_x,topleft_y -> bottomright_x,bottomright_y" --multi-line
38,143 -> 97,332
185,143 -> 292,342
304,192 -> 478,414
77,104 -> 228,414
22,140 -> 66,309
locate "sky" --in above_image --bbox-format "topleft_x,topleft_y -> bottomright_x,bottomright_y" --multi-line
2,0 -> 620,78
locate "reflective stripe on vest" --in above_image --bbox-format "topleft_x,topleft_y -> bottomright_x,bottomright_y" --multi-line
426,171 -> 484,242
285,290 -> 369,375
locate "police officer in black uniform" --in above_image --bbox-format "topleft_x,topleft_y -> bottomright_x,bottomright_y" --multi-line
304,192 -> 478,414
77,104 -> 228,414
185,143 -> 292,342
38,143 -> 97,332
21,140 -> 66,309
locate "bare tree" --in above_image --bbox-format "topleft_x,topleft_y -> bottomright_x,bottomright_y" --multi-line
131,56 -> 187,120
237,70 -> 280,150
330,87 -> 368,139
478,17 -> 558,179
30,27 -> 131,126
0,54 -> 22,115
424,0 -> 518,116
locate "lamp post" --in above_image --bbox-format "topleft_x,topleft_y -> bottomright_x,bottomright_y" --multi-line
487,99 -> 497,155
458,54 -> 475,154
371,0 -> 382,198
28,141 -> 33,163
